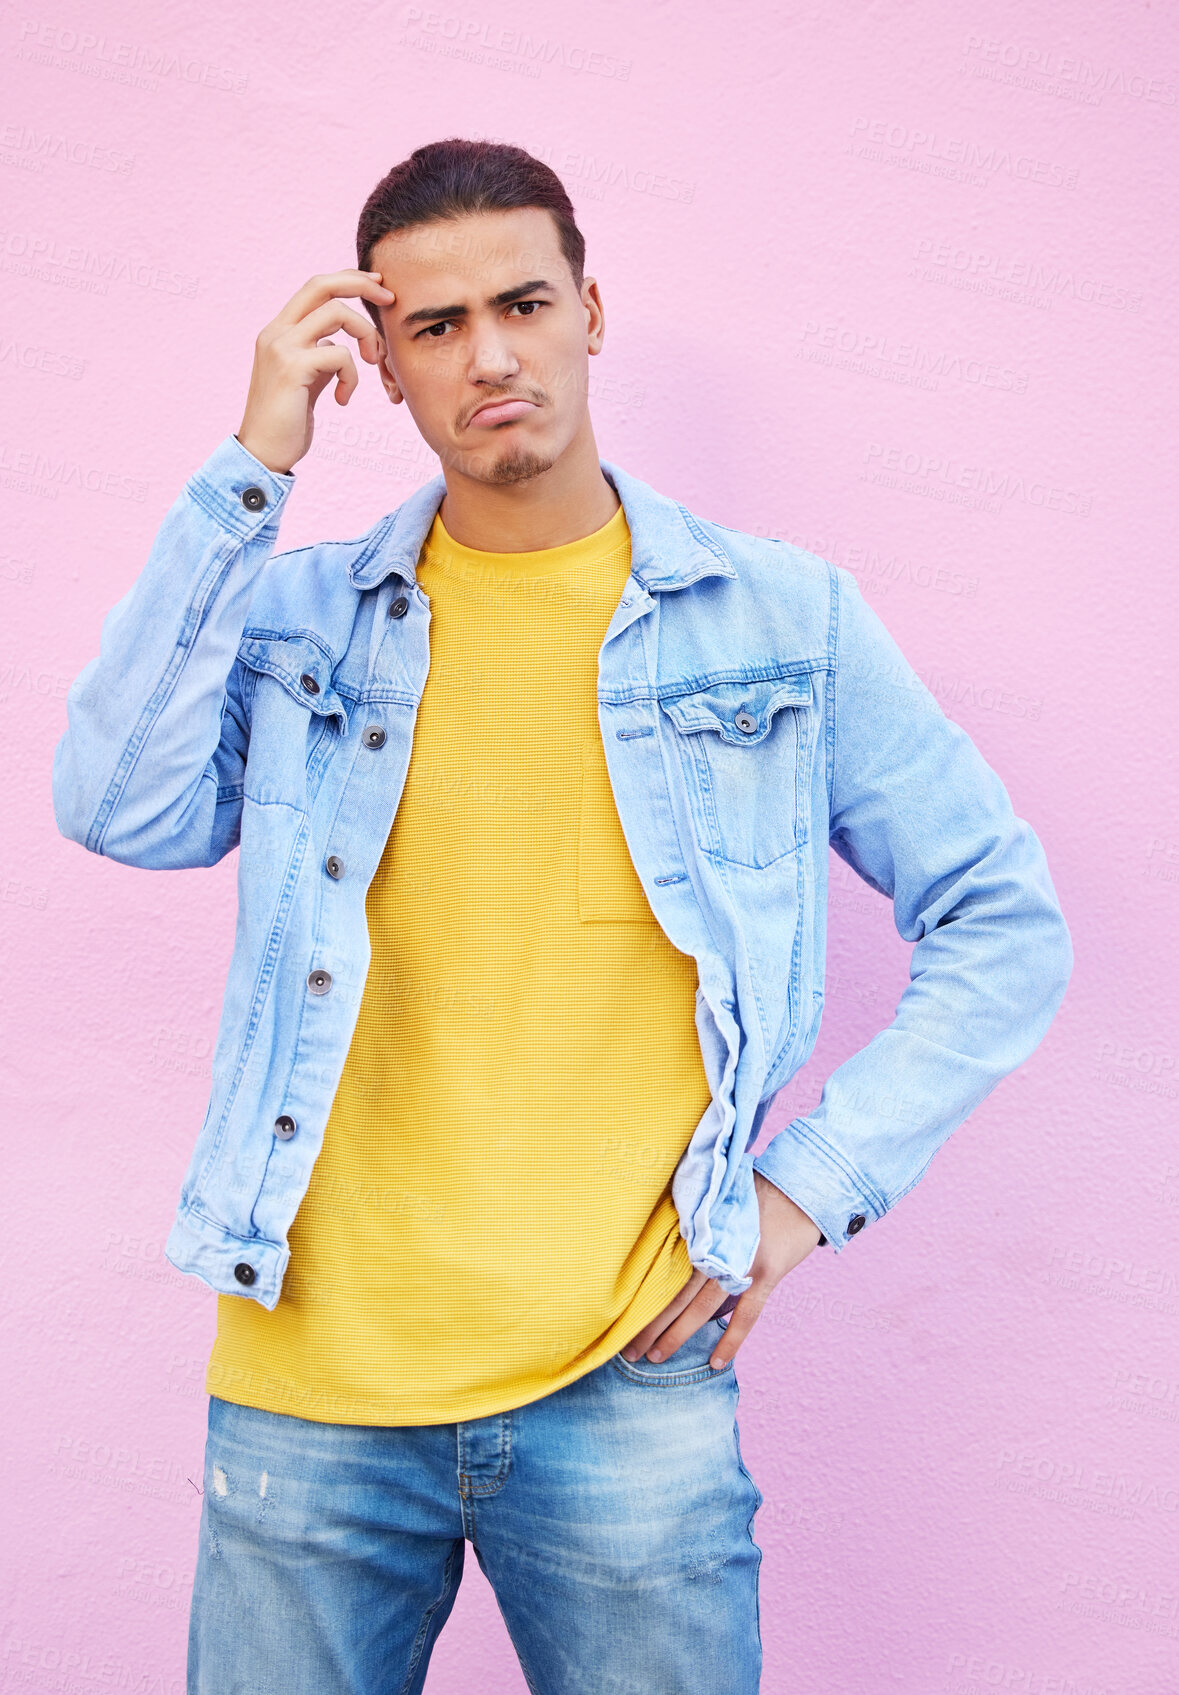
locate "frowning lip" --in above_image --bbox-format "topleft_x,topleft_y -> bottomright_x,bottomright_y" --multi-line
466,397 -> 539,428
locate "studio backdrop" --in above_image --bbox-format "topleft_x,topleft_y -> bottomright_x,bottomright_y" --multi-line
3,1 -> 1175,1691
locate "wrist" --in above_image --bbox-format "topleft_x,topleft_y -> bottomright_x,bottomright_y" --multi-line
234,432 -> 296,477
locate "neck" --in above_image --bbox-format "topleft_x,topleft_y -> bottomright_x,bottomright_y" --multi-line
436,413 -> 620,553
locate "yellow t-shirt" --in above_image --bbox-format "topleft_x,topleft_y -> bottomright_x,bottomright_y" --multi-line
206,497 -> 712,1424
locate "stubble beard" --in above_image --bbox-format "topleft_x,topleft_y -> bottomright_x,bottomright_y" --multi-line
479,438 -> 558,485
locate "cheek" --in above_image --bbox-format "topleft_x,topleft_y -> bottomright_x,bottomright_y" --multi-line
410,338 -> 466,384
399,352 -> 465,418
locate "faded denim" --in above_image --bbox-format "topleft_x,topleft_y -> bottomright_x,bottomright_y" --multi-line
189,1314 -> 762,1695
51,434 -> 1073,1305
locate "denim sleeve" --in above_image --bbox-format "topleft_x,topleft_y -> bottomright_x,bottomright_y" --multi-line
51,435 -> 295,869
752,565 -> 1074,1250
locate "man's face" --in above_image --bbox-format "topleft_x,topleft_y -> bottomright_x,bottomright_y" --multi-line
369,206 -> 604,485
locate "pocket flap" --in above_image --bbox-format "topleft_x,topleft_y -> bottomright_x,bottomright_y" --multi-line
238,633 -> 349,732
659,673 -> 812,746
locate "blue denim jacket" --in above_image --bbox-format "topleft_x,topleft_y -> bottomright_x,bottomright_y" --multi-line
51,433 -> 1073,1308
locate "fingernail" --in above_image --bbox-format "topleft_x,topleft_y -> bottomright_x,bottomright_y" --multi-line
647,1349 -> 662,1361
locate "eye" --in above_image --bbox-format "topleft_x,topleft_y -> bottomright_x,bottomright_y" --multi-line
507,299 -> 544,317
417,319 -> 457,340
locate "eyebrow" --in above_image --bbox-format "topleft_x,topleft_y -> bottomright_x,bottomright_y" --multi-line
399,278 -> 557,329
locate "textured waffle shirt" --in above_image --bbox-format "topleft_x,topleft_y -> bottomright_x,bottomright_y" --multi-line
205,497 -> 712,1424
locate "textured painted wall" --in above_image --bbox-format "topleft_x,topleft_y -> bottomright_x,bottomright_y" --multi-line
4,1 -> 1176,1690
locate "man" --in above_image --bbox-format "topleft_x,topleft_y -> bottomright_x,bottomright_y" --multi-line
51,139 -> 1072,1694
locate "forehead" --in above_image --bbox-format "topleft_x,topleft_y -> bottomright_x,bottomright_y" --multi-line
370,206 -> 567,295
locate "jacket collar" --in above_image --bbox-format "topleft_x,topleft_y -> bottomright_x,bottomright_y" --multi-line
347,457 -> 738,593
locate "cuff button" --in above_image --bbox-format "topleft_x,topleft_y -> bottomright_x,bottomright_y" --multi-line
233,1262 -> 256,1285
240,485 -> 268,511
846,1214 -> 866,1236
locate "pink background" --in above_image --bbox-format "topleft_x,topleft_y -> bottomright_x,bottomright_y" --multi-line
3,1 -> 1176,1690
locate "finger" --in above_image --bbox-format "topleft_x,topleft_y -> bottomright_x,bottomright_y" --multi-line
332,347 -> 360,404
303,344 -> 358,404
705,1288 -> 768,1369
283,300 -> 385,362
272,270 -> 394,332
619,1271 -> 710,1361
622,1280 -> 728,1362
644,1287 -> 734,1362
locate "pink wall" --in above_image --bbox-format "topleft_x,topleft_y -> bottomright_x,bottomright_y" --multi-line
4,1 -> 1176,1690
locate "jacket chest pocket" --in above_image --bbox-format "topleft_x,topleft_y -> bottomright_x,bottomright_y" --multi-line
658,673 -> 814,869
237,633 -> 349,805
578,734 -> 659,923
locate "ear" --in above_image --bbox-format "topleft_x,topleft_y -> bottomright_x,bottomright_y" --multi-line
375,334 -> 405,405
581,277 -> 605,356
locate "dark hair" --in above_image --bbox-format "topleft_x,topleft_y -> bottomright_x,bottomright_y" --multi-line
355,138 -> 585,332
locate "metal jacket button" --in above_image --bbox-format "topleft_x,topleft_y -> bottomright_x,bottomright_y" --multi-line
234,1262 -> 256,1285
300,672 -> 320,694
240,485 -> 267,511
388,595 -> 409,618
325,855 -> 344,879
363,725 -> 386,748
846,1214 -> 866,1236
307,969 -> 332,995
734,711 -> 758,733
274,1115 -> 297,1140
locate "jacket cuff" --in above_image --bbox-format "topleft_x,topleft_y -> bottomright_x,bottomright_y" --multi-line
752,1116 -> 884,1251
184,434 -> 296,541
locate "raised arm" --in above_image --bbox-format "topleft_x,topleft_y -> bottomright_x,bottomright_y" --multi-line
51,268 -> 394,869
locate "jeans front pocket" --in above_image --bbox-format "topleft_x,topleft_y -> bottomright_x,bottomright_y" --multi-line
610,1316 -> 734,1386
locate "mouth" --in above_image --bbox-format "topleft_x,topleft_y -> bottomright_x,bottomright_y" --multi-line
466,398 -> 539,429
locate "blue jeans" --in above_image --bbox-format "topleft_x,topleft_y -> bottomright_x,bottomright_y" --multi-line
188,1315 -> 763,1694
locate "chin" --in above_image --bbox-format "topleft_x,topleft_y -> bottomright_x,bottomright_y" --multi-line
466,436 -> 559,486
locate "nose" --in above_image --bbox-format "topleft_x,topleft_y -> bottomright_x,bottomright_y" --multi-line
466,323 -> 521,387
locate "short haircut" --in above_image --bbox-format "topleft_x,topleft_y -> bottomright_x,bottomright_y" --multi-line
356,138 -> 586,332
